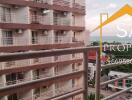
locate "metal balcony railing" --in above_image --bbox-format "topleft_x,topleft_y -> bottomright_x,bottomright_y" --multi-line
19,85 -> 82,100
54,17 -> 70,26
0,78 -> 29,87
0,60 -> 30,70
31,0 -> 49,4
53,0 -> 70,7
1,36 -> 82,46
55,68 -> 81,76
0,46 -> 132,99
31,15 -> 50,25
33,71 -> 53,80
0,13 -> 12,23
0,13 -> 27,23
73,3 -> 85,11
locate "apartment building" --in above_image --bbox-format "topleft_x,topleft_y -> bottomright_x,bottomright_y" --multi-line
108,71 -> 132,91
0,0 -> 85,100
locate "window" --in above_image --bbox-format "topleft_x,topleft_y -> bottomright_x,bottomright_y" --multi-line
34,88 -> 40,99
118,80 -> 123,87
2,31 -> 13,45
1,7 -> 11,22
72,79 -> 75,87
8,94 -> 18,100
126,84 -> 131,87
32,31 -> 38,44
54,56 -> 59,61
6,72 -> 24,85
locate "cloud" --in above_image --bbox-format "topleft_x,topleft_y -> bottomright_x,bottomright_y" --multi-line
107,3 -> 117,9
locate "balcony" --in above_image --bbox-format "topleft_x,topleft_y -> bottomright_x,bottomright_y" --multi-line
53,0 -> 70,7
54,17 -> 70,26
30,0 -> 49,4
0,46 -> 131,99
0,13 -> 13,23
1,35 -> 83,46
31,15 -> 50,25
73,3 -> 85,13
33,70 -> 53,80
0,72 -> 29,87
0,60 -> 30,71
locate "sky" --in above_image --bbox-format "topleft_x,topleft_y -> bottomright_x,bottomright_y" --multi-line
86,0 -> 132,36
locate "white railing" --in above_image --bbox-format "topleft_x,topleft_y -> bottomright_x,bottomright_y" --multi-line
31,0 -> 49,4
73,3 -> 85,10
54,17 -> 70,26
0,60 -> 30,70
0,13 -> 28,23
0,13 -> 12,23
54,55 -> 71,62
53,0 -> 70,7
33,71 -> 53,80
54,36 -> 71,44
31,15 -> 50,25
1,36 -> 29,46
55,69 -> 80,76
32,85 -> 82,100
0,36 -> 82,46
4,78 -> 29,86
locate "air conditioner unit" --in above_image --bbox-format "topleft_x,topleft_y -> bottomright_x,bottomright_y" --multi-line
15,29 -> 23,34
63,12 -> 68,16
63,31 -> 67,35
41,9 -> 50,15
41,30 -> 48,36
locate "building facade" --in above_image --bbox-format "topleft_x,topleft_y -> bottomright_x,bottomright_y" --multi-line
0,0 -> 85,100
108,71 -> 132,91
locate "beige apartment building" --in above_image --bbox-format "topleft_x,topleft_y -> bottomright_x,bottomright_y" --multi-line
0,0 -> 85,100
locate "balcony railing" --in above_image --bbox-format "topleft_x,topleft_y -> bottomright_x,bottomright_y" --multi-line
0,78 -> 29,87
31,0 -> 49,4
0,13 -> 28,23
0,60 -> 29,70
18,85 -> 82,100
53,0 -> 70,7
33,71 -> 53,80
54,17 -> 70,26
55,68 -> 80,76
0,13 -> 12,23
31,15 -> 50,25
73,3 -> 85,11
0,67 -> 81,88
1,36 -> 82,46
0,46 -> 132,99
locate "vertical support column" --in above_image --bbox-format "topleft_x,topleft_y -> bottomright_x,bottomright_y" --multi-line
83,50 -> 88,100
95,50 -> 101,100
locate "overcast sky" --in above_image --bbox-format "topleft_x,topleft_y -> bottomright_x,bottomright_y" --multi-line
86,0 -> 132,36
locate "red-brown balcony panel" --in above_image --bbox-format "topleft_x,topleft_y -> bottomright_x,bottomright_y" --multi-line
0,0 -> 85,14
53,0 -> 70,7
0,71 -> 83,97
72,3 -> 85,14
0,23 -> 85,31
0,59 -> 83,75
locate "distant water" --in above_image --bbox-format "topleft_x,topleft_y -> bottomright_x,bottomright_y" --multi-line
90,36 -> 132,43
